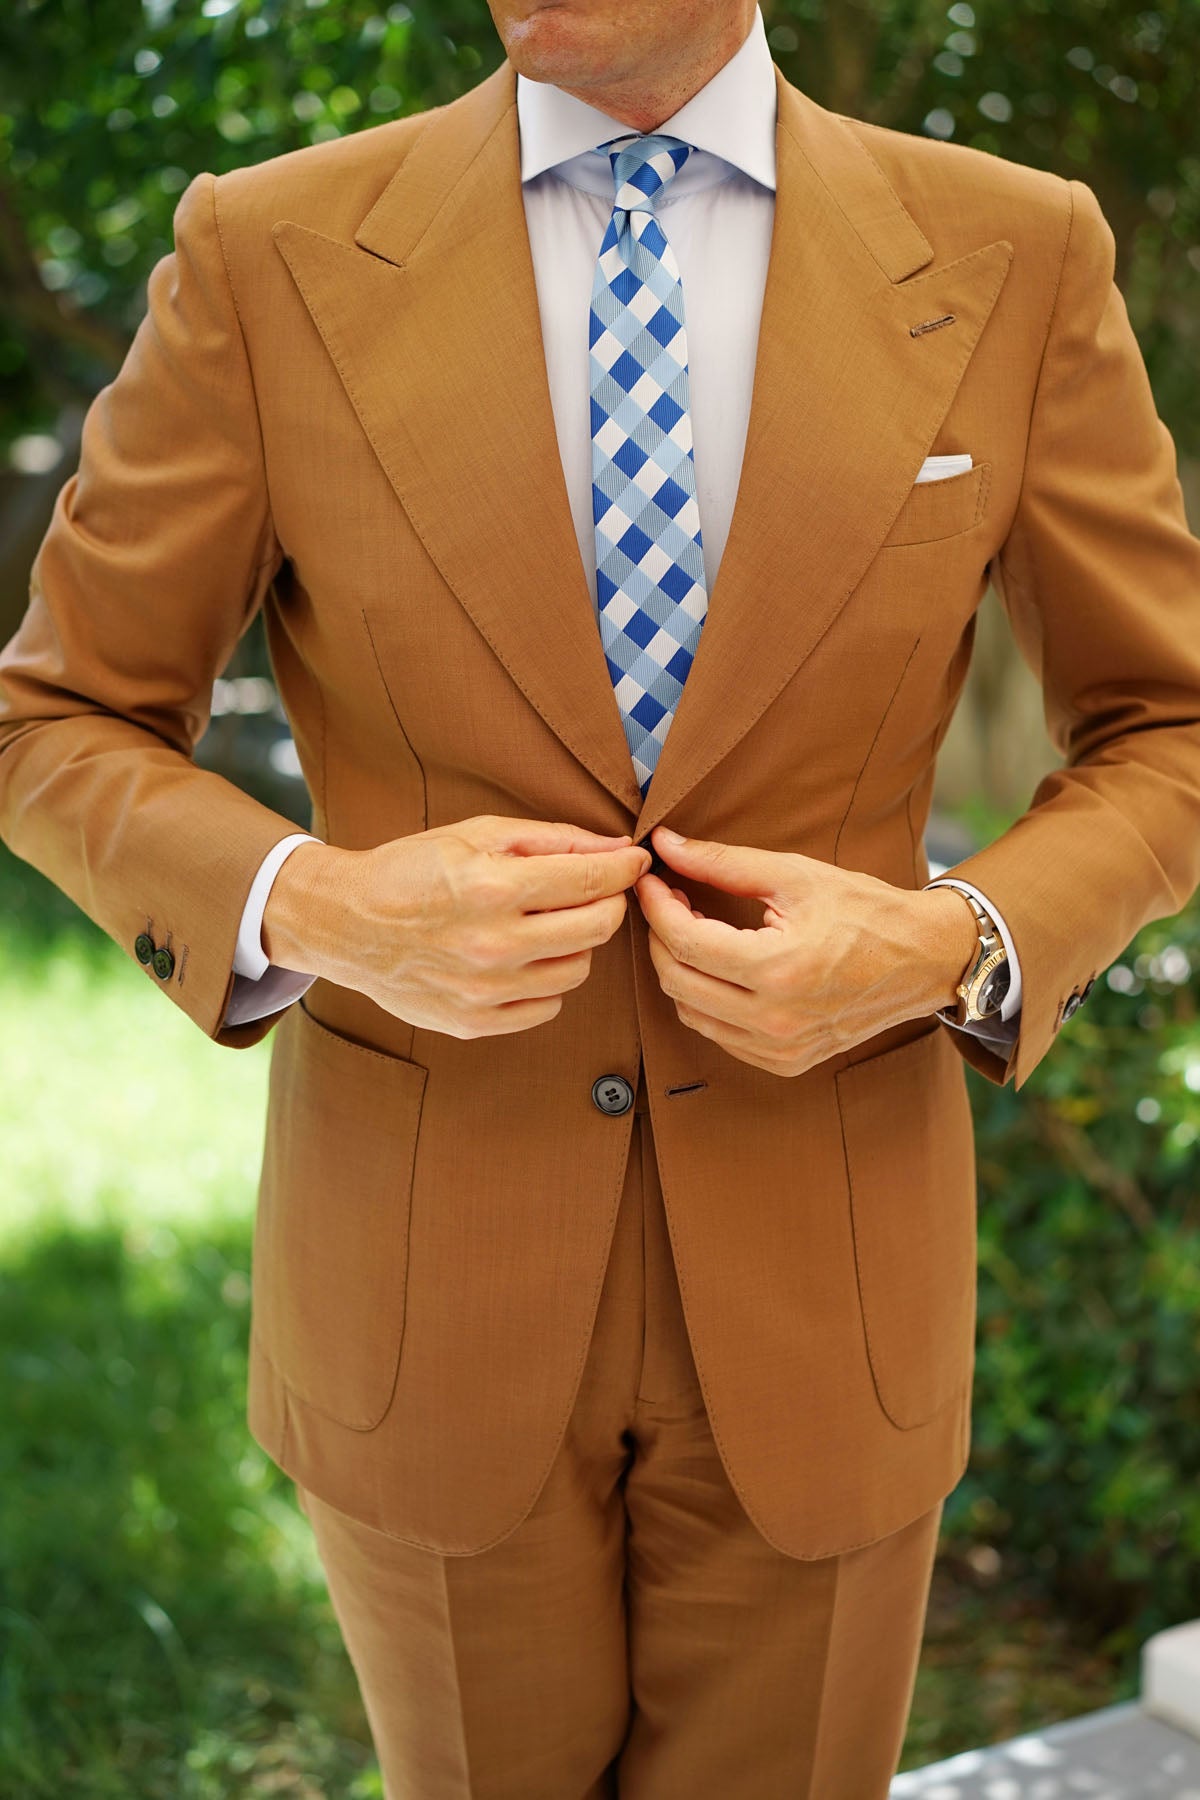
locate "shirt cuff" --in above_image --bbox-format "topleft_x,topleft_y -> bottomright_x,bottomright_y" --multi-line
223,965 -> 319,1028
936,1006 -> 1020,1050
923,876 -> 1023,1021
232,831 -> 323,980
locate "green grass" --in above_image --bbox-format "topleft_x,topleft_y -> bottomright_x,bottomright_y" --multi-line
0,844 -> 1126,1794
0,848 -> 379,1798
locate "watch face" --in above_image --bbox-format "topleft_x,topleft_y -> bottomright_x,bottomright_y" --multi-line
978,963 -> 1010,1015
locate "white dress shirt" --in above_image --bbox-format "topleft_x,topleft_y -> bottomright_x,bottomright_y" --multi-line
224,5 -> 1022,1046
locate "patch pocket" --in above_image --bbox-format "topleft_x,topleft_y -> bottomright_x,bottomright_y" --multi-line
251,997 -> 428,1430
881,460 -> 990,547
834,1020 -> 977,1429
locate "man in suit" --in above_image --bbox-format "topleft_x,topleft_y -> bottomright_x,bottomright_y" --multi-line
3,0 -> 1200,1791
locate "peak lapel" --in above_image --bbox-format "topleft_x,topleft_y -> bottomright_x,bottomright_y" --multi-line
273,64 -> 644,817
630,69 -> 1014,837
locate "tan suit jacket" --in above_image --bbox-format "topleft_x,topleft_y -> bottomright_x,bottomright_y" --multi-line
3,62 -> 1200,1559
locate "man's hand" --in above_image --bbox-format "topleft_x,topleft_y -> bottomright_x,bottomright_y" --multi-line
261,815 -> 651,1038
633,825 -> 980,1077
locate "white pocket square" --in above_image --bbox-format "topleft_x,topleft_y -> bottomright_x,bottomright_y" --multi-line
914,453 -> 973,484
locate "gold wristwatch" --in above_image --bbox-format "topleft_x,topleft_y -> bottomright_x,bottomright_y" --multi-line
941,892 -> 1010,1026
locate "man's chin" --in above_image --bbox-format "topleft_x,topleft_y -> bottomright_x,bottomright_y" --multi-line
502,13 -> 627,88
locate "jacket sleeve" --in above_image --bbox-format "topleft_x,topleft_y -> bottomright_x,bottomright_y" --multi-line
0,170 -> 305,1048
932,176 -> 1200,1091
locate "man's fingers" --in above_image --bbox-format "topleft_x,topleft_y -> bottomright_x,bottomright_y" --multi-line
509,888 -> 632,960
646,926 -> 765,1030
669,885 -> 700,915
636,872 -> 757,982
454,816 -> 647,909
493,817 -> 634,858
511,844 -> 652,911
649,826 -> 798,906
633,871 -> 766,986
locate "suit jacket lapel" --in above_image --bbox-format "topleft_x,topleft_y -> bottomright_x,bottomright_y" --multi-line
632,67 -> 1013,833
273,62 -> 1013,833
274,64 -> 645,817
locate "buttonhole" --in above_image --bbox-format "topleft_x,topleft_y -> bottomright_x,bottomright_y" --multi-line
909,313 -> 956,338
666,1080 -> 707,1097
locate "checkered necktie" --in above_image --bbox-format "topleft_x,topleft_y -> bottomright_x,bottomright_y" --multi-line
590,134 -> 708,800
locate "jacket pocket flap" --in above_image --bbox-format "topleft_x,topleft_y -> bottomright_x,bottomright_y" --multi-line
882,460 -> 990,547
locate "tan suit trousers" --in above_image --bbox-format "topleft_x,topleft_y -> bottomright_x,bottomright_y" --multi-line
297,1067 -> 944,1798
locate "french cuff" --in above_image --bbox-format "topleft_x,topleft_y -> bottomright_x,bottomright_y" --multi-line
224,965 -> 318,1028
232,831 -> 323,979
937,1007 -> 1020,1051
923,875 -> 1023,1021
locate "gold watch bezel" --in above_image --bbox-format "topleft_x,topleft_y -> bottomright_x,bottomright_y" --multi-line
947,894 -> 1009,1024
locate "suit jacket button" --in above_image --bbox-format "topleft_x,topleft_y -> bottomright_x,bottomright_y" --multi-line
134,933 -> 155,965
592,1074 -> 634,1116
1062,991 -> 1082,1021
151,946 -> 175,981
1081,977 -> 1096,1001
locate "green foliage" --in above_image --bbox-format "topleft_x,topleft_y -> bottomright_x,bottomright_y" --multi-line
0,849 -> 379,1796
0,1225 -> 380,1798
0,0 -> 499,442
945,893 -> 1200,1663
762,0 -> 1200,447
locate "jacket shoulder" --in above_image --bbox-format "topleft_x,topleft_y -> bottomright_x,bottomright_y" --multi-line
839,113 -> 1074,260
209,103 -> 443,243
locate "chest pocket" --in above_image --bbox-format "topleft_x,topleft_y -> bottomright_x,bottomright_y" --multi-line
881,460 -> 991,548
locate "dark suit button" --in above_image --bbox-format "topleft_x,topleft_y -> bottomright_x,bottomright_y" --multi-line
1081,977 -> 1096,1001
151,946 -> 175,981
134,933 -> 155,965
592,1074 -> 634,1116
1062,991 -> 1082,1021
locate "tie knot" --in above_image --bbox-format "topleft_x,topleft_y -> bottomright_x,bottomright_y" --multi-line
604,134 -> 694,214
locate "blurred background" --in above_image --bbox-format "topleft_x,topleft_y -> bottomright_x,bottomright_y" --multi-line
1,0 -> 1199,1793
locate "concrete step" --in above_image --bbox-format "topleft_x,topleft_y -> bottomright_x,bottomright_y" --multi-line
892,1701 -> 1200,1797
1144,1619 -> 1200,1739
891,1618 -> 1200,1797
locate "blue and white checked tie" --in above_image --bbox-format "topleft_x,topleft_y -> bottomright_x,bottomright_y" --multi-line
590,135 -> 708,800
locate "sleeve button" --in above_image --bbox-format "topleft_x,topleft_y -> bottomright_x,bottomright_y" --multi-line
151,947 -> 175,981
134,933 -> 155,965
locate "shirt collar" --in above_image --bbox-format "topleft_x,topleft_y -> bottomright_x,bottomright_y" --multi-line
516,5 -> 777,194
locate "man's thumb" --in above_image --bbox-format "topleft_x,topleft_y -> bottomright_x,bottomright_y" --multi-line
653,828 -> 788,899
